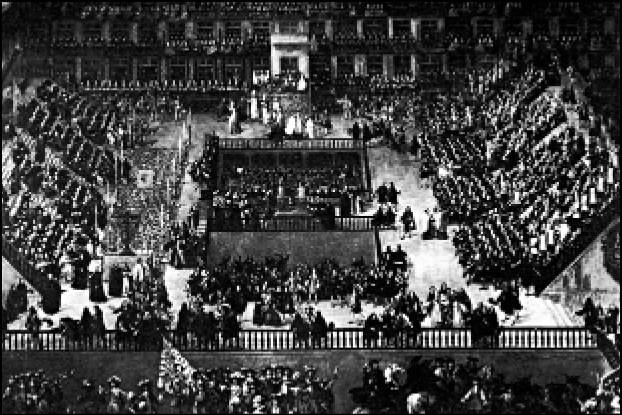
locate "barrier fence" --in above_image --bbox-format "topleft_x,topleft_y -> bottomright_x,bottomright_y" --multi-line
219,138 -> 365,150
207,215 -> 376,232
2,327 -> 598,352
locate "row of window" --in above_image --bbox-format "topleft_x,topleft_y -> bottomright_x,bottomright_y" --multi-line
49,16 -> 613,40
46,49 -> 617,81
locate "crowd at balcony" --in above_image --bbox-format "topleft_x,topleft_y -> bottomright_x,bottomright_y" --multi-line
252,71 -> 308,94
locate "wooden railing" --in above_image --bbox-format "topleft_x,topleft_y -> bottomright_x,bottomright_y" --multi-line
2,330 -> 162,352
207,215 -> 376,232
2,327 -> 598,352
219,138 -> 365,150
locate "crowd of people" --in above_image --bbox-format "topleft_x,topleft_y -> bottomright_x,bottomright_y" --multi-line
210,157 -> 366,222
3,140 -> 106,285
2,280 -> 29,331
352,356 -> 619,414
576,298 -> 620,335
2,370 -> 161,414
185,255 -> 408,327
189,134 -> 218,187
16,80 -> 135,186
253,71 -> 308,94
105,147 -> 185,256
159,347 -> 338,414
410,60 -> 620,288
359,282 -> 518,347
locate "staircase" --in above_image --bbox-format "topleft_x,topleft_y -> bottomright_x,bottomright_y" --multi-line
541,298 -> 578,327
2,47 -> 22,88
2,145 -> 15,186
1,238 -> 53,304
9,189 -> 26,218
535,194 -> 621,295
595,329 -> 621,370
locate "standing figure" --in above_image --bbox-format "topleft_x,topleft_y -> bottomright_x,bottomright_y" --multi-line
306,117 -> 315,139
262,94 -> 270,125
228,101 -> 237,135
250,90 -> 259,120
343,95 -> 352,120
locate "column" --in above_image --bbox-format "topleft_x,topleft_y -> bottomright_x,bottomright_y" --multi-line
578,54 -> 589,70
493,18 -> 502,37
471,17 -> 479,38
549,17 -> 559,38
131,22 -> 139,44
383,54 -> 394,79
75,22 -> 83,44
270,47 -> 280,75
522,18 -> 532,40
241,21 -> 252,41
331,55 -> 338,78
355,54 -> 366,76
216,57 -> 224,83
579,18 -> 588,37
411,54 -> 417,78
604,18 -> 615,36
299,53 -> 310,79
357,19 -> 364,39
299,20 -> 308,35
326,20 -> 333,40
132,57 -> 138,82
186,20 -> 195,40
388,18 -> 394,39
271,21 -> 280,34
412,18 -> 421,41
188,58 -> 195,80
52,21 -> 58,43
244,56 -> 252,87
215,21 -> 225,40
104,58 -> 110,80
75,57 -> 82,82
158,21 -> 167,42
103,21 -> 111,43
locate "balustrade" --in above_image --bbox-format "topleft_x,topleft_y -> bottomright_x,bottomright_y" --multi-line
2,327 -> 598,352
